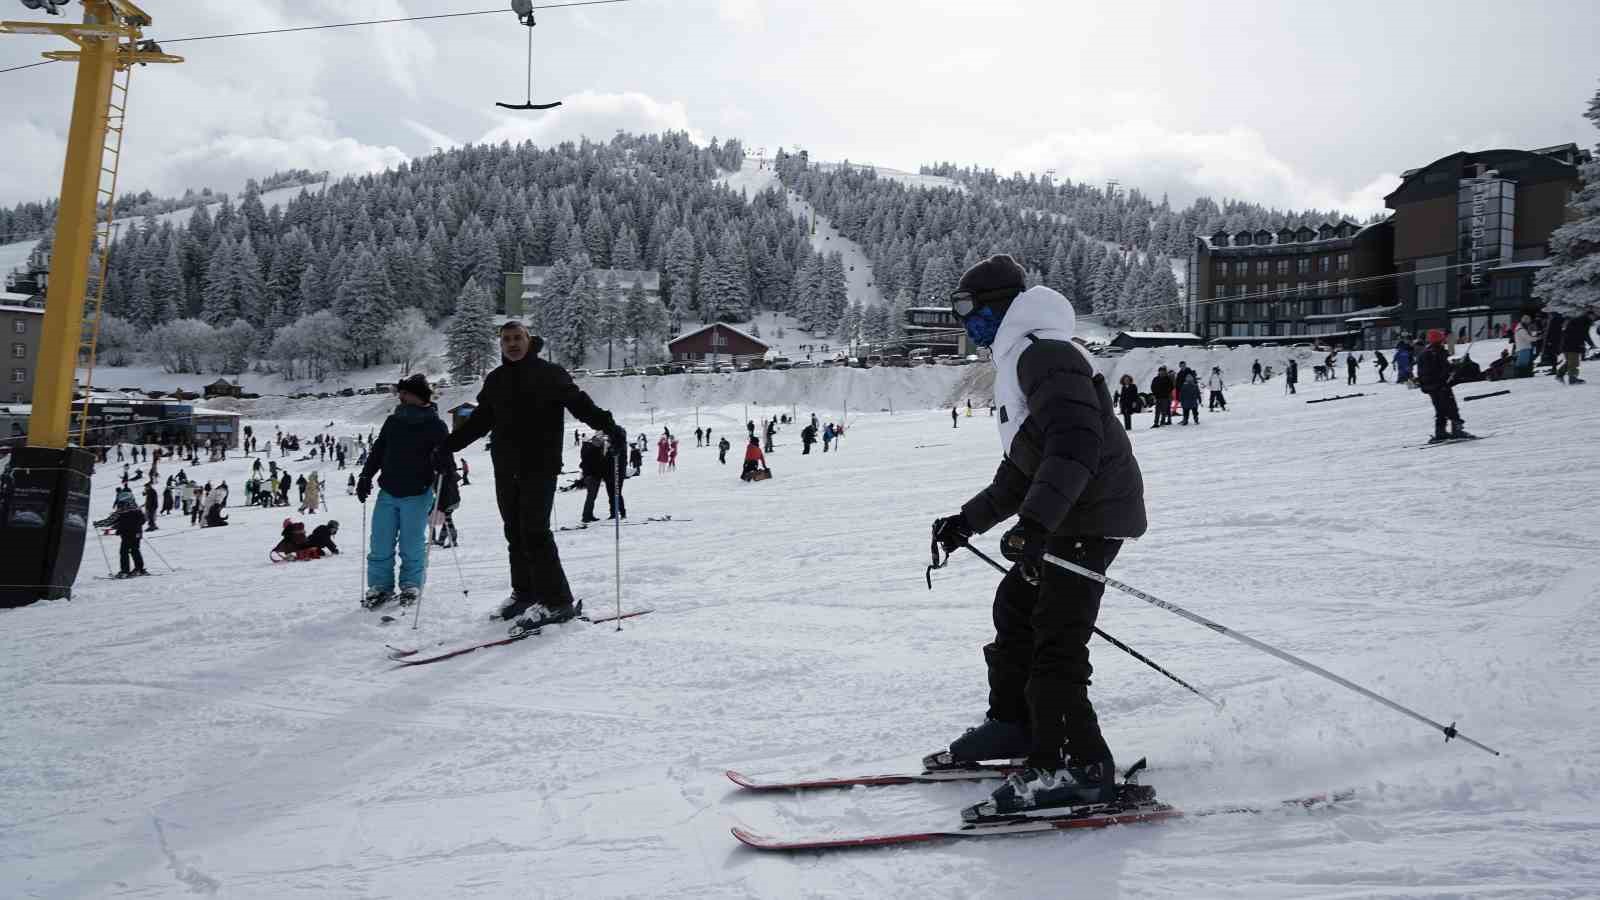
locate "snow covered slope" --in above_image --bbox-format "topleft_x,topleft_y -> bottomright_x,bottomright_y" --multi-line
4,367 -> 1599,897
720,158 -> 886,309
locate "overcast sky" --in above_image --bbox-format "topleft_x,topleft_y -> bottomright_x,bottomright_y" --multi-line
2,0 -> 1596,216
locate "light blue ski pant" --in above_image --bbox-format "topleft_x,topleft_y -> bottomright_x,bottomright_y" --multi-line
367,488 -> 433,593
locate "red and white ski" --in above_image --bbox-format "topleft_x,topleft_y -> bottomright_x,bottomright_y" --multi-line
730,791 -> 1351,852
726,763 -> 1021,791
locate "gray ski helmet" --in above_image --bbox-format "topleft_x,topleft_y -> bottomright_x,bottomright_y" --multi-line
328,520 -> 339,532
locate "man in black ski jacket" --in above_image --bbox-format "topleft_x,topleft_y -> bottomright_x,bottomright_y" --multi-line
113,498 -> 148,577
308,521 -> 340,555
579,433 -> 607,523
1417,329 -> 1473,442
929,254 -> 1148,819
1559,313 -> 1594,384
443,321 -> 625,627
1149,367 -> 1174,428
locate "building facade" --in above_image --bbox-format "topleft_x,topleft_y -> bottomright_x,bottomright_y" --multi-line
1188,219 -> 1394,348
1384,144 -> 1589,346
903,307 -> 970,356
666,322 -> 768,364
1187,143 -> 1590,349
1,294 -> 45,405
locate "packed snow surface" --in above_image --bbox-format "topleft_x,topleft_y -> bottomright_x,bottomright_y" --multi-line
4,365 -> 1600,897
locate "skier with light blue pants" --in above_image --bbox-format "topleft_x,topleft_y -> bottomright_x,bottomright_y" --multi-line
357,373 -> 458,610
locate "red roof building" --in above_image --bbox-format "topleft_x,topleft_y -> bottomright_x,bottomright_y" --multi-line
666,323 -> 769,364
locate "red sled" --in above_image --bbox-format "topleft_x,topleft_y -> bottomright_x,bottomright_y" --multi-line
270,547 -> 325,563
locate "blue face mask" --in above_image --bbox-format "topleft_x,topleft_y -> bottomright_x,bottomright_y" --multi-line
962,305 -> 1002,348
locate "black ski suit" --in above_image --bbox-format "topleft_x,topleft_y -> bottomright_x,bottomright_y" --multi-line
1149,373 -> 1174,426
961,323 -> 1147,771
1417,342 -> 1461,435
113,506 -> 145,574
445,353 -> 620,605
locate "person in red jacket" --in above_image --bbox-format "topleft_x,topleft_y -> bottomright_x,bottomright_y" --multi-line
740,435 -> 769,481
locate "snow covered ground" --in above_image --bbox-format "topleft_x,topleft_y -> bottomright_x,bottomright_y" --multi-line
4,359 -> 1599,897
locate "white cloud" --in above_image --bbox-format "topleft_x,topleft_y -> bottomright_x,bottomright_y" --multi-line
479,90 -> 704,148
1001,121 -> 1401,217
158,133 -> 409,194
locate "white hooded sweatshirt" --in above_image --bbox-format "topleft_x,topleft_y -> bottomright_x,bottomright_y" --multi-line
989,285 -> 1097,457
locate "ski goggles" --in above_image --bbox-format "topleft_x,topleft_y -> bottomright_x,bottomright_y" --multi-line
949,287 -> 1016,319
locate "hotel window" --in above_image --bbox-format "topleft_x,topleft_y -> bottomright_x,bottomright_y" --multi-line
1214,262 -> 1227,280
12,367 -> 25,383
1255,260 -> 1269,276
1297,258 -> 1310,274
1277,282 -> 1290,297
13,319 -> 25,334
1318,280 -> 1329,296
1318,256 -> 1331,273
11,342 -> 24,358
1337,253 -> 1349,272
1276,259 -> 1289,275
1234,261 -> 1248,277
1417,283 -> 1445,309
1338,278 -> 1348,296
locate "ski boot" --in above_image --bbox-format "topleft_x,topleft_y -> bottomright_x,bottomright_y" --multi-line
496,592 -> 533,621
510,599 -> 582,635
395,587 -> 419,607
922,718 -> 1030,772
1449,421 -> 1475,441
962,758 -> 1140,822
362,588 -> 393,610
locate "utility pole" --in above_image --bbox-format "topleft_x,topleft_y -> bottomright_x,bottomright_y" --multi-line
0,1 -> 180,609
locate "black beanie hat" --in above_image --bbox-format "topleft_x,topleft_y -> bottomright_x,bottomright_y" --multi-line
957,254 -> 1027,298
396,373 -> 432,402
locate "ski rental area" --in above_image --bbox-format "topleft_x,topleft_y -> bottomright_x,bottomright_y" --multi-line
3,363 -> 1599,897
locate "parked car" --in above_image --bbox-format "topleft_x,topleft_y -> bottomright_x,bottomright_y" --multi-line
644,365 -> 667,376
620,367 -> 640,376
689,364 -> 713,374
571,368 -> 591,377
665,363 -> 687,375
770,356 -> 793,370
791,360 -> 817,370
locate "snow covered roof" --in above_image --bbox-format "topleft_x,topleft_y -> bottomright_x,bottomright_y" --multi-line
667,321 -> 769,349
520,266 -> 660,292
1117,331 -> 1204,341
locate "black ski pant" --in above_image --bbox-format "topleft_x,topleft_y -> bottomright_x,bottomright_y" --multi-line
493,467 -> 574,605
985,536 -> 1121,769
1121,411 -> 1133,431
1181,402 -> 1199,424
119,535 -> 144,574
581,476 -> 603,520
1208,390 -> 1226,411
602,466 -> 625,518
1348,371 -> 1357,385
1426,386 -> 1461,433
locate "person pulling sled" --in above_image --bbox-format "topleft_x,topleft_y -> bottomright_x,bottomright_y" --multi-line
928,254 -> 1148,820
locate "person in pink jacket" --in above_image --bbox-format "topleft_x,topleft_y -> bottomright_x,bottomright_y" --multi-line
657,434 -> 670,473
668,437 -> 679,470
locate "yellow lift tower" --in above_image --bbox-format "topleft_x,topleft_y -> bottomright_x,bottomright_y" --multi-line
0,1 -> 180,608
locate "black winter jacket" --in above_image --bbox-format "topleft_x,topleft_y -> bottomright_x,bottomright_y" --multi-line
445,355 -> 617,474
962,338 -> 1147,539
579,440 -> 607,479
1417,343 -> 1452,392
308,524 -> 339,554
1562,315 -> 1596,353
361,403 -> 451,498
1117,383 -> 1140,415
113,506 -> 144,539
1150,373 -> 1174,397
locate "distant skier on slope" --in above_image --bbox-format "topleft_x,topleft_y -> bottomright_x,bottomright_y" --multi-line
441,322 -> 623,629
929,254 -> 1148,817
1417,329 -> 1474,443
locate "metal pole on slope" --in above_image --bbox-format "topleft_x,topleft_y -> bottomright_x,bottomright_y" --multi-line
612,448 -> 623,632
1040,551 -> 1501,756
954,542 -> 1221,709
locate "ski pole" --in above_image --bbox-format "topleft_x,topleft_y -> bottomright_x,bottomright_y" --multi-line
959,542 -> 1221,709
1040,551 -> 1501,756
360,497 -> 368,609
141,535 -> 177,573
613,449 -> 623,632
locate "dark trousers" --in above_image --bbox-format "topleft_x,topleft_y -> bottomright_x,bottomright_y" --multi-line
493,468 -> 573,605
1121,411 -> 1133,431
803,442 -> 812,455
1208,390 -> 1226,410
145,506 -> 157,529
1348,371 -> 1357,385
1151,394 -> 1171,426
985,537 -> 1121,768
1427,386 -> 1461,432
581,476 -> 603,520
602,467 -> 625,518
119,536 -> 144,573
1181,402 -> 1199,424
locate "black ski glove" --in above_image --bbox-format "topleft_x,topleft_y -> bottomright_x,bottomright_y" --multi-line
356,474 -> 372,503
931,513 -> 973,554
1000,518 -> 1048,582
606,425 -> 627,452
